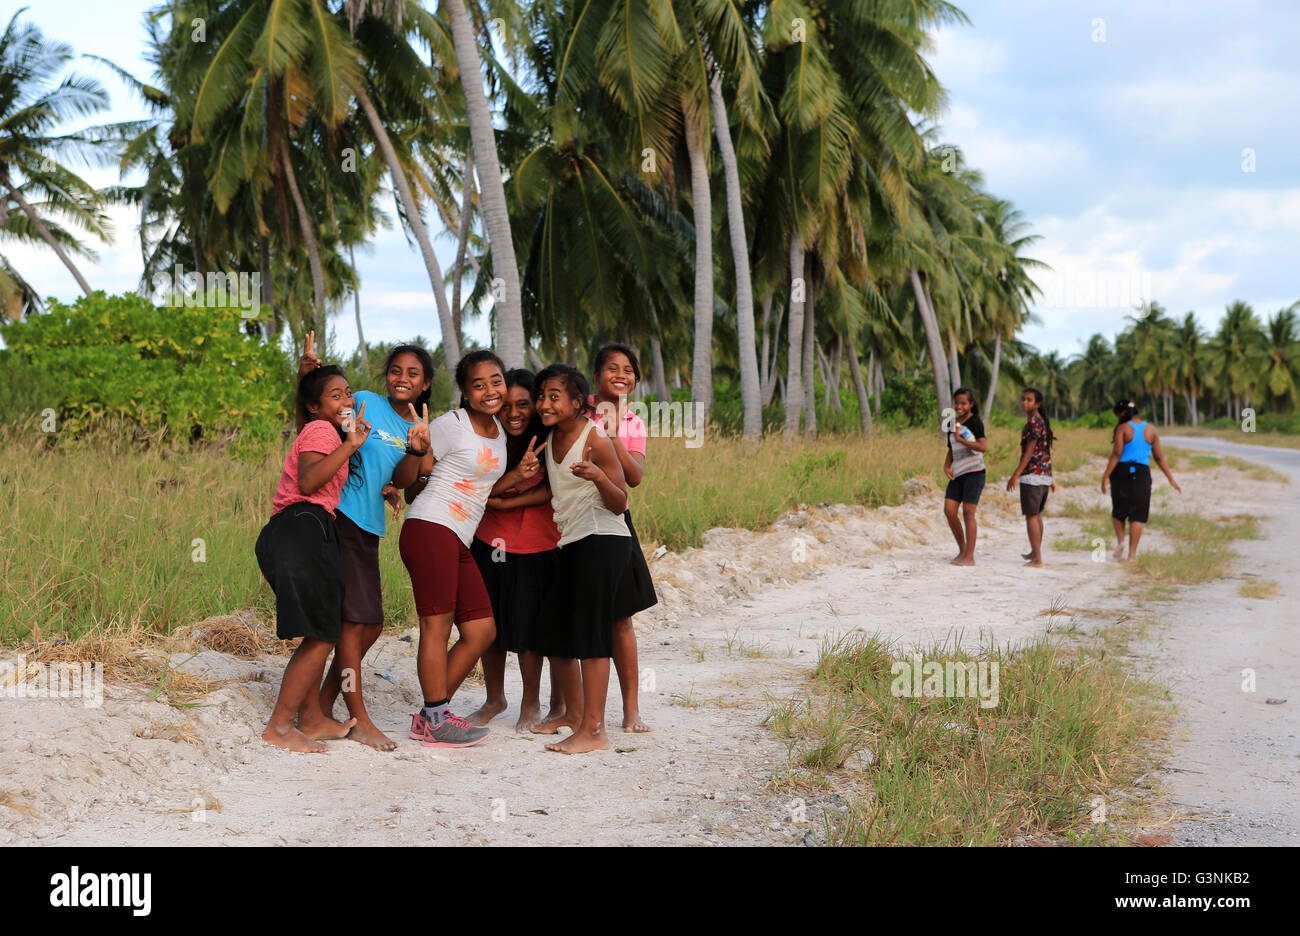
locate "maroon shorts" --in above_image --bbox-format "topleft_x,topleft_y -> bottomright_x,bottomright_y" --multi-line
399,519 -> 494,624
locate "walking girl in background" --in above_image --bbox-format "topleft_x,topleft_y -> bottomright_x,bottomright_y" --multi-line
254,366 -> 370,752
465,369 -> 562,732
942,387 -> 988,566
1006,387 -> 1055,567
532,364 -> 630,754
400,351 -> 508,747
590,344 -> 658,732
298,335 -> 434,751
1102,399 -> 1181,561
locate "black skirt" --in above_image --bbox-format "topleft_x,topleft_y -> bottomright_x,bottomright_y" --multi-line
613,509 -> 658,619
471,537 -> 558,654
1111,462 -> 1152,523
254,503 -> 344,642
537,533 -> 632,660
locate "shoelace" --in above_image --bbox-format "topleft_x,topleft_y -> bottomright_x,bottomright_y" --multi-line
441,712 -> 473,730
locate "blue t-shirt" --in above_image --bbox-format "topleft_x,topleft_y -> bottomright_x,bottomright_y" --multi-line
337,390 -> 417,537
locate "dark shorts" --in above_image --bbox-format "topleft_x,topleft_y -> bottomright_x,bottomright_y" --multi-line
944,470 -> 986,505
1020,483 -> 1050,516
1111,462 -> 1152,523
613,509 -> 658,619
398,519 -> 494,625
537,534 -> 632,660
336,509 -> 383,626
471,538 -> 557,654
254,503 -> 342,642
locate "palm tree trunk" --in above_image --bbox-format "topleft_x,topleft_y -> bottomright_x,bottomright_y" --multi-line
802,255 -> 817,438
872,351 -> 883,418
6,182 -> 92,296
444,0 -> 524,367
948,327 -> 962,390
451,149 -> 474,348
909,269 -> 951,415
710,71 -> 760,441
651,335 -> 669,402
347,244 -> 368,375
818,342 -> 832,409
259,235 -> 275,339
847,328 -> 873,436
763,297 -> 785,407
682,98 -> 714,416
759,291 -> 773,395
279,143 -> 325,329
784,232 -> 806,440
984,332 -> 1002,423
356,85 -> 461,375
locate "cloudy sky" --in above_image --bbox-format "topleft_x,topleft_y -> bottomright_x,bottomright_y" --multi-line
6,0 -> 1298,359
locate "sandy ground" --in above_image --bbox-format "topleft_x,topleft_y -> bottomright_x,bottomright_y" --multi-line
1,440 -> 1294,846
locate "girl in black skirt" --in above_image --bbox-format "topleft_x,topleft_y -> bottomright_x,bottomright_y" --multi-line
254,366 -> 370,752
533,364 -> 630,754
465,369 -> 562,732
590,344 -> 658,732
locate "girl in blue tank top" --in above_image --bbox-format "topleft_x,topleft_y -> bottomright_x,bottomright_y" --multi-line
1102,400 -> 1181,561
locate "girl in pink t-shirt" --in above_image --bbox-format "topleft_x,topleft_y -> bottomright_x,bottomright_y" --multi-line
589,344 -> 658,733
254,366 -> 370,753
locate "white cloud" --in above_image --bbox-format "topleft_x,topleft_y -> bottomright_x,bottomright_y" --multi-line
930,28 -> 1008,86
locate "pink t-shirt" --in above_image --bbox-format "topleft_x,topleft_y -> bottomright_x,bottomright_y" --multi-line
271,419 -> 349,517
588,395 -> 647,511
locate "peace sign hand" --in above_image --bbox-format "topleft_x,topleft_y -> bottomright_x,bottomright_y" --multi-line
570,440 -> 604,482
407,403 -> 431,454
299,330 -> 322,376
345,399 -> 371,451
519,435 -> 548,478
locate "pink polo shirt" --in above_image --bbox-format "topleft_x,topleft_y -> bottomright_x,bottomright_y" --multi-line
588,395 -> 647,511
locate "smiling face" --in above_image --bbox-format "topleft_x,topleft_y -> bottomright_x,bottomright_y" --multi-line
386,352 -> 429,408
954,393 -> 972,420
310,375 -> 355,429
536,376 -> 581,427
462,362 -> 505,415
499,384 -> 534,436
596,351 -> 636,402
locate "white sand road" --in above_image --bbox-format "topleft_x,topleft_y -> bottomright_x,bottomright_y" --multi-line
1,438 -> 1294,846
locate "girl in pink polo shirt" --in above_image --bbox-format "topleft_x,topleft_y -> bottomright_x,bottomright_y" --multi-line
590,344 -> 658,733
254,366 -> 371,752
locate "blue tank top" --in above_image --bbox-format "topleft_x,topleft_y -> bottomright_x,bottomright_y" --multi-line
1119,420 -> 1152,465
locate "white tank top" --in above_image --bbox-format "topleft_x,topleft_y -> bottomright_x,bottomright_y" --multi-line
546,418 -> 631,547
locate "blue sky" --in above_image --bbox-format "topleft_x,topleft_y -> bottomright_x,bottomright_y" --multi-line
6,0 -> 1299,360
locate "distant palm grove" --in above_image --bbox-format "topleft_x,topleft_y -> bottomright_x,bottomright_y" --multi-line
2,1 -> 1297,441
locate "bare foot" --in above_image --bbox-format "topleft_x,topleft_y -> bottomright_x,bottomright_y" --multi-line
347,720 -> 397,751
297,714 -> 357,740
1112,546 -> 1125,561
1024,559 -> 1044,567
951,552 -> 965,563
263,724 -> 327,753
1021,550 -> 1034,560
465,698 -> 508,727
531,710 -> 578,735
515,700 -> 542,733
951,556 -> 975,566
622,712 -> 652,733
545,731 -> 612,754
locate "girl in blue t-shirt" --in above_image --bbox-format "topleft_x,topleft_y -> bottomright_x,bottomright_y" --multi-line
297,334 -> 434,750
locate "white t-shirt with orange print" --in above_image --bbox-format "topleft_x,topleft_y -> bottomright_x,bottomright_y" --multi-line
405,409 -> 507,547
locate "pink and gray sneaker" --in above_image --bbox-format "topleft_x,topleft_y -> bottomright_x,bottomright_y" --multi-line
410,710 -> 490,747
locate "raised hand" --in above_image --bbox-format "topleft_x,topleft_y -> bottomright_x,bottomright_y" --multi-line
570,440 -> 604,482
518,435 -> 547,478
407,403 -> 430,453
299,330 -> 322,376
345,399 -> 371,450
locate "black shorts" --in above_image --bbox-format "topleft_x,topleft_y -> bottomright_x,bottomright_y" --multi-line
1020,483 -> 1050,516
613,509 -> 658,618
471,538 -> 558,654
1111,462 -> 1152,523
254,503 -> 343,642
537,534 -> 632,660
944,470 -> 986,505
336,509 -> 383,626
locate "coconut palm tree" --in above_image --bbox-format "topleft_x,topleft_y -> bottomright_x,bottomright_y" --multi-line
1260,304 -> 1300,416
1208,300 -> 1264,421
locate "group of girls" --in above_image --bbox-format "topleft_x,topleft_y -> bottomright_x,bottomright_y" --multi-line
253,337 -> 656,755
942,386 -> 1180,566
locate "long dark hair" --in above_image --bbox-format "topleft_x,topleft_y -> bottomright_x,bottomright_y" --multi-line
1023,387 -> 1056,452
296,365 -> 362,488
455,349 -> 506,410
502,368 -> 545,471
383,343 -> 435,412
953,386 -> 979,417
534,363 -> 595,418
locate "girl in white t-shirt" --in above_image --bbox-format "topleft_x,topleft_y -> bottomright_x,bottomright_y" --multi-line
399,351 -> 508,747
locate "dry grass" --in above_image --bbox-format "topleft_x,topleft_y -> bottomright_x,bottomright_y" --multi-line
1238,579 -> 1280,599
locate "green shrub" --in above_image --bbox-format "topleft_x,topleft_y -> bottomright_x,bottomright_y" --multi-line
1,292 -> 291,458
